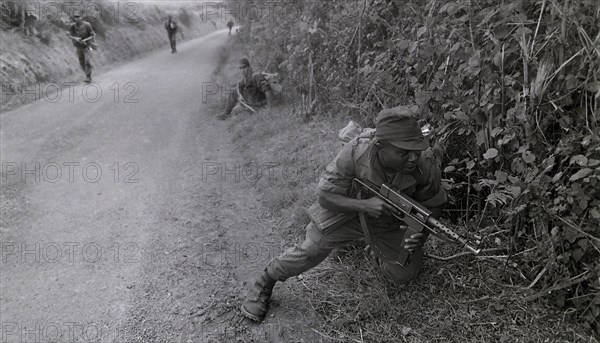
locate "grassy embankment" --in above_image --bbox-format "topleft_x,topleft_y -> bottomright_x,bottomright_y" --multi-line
0,0 -> 217,112
210,36 -> 599,342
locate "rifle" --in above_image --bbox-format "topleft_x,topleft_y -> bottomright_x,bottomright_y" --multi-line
352,178 -> 481,266
236,84 -> 257,113
69,36 -> 97,50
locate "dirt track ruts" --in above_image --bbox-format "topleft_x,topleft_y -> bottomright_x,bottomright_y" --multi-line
1,29 -> 316,343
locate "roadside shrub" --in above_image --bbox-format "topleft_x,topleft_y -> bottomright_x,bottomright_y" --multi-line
178,8 -> 191,27
241,0 -> 600,334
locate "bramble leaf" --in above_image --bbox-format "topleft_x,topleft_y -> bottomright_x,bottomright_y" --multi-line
522,151 -> 536,164
484,148 -> 498,159
569,168 -> 593,182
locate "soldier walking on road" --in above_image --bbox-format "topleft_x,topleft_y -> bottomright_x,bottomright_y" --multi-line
164,15 -> 179,53
240,106 -> 447,322
67,10 -> 95,83
227,20 -> 234,36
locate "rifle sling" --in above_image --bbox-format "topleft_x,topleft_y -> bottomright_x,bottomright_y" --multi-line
357,191 -> 402,265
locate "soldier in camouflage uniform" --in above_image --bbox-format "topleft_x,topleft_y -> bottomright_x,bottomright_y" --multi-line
218,58 -> 273,120
227,20 -> 234,36
164,15 -> 179,53
67,11 -> 95,83
240,106 -> 447,322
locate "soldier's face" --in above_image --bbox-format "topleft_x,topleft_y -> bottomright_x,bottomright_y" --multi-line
240,65 -> 251,79
378,142 -> 421,173
74,15 -> 82,23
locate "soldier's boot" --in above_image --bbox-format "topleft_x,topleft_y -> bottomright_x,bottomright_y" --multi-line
240,270 -> 277,322
216,111 -> 231,120
84,74 -> 92,83
218,101 -> 235,120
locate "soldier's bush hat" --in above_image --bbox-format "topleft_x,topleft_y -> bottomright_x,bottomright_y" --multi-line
375,106 -> 429,151
239,58 -> 250,69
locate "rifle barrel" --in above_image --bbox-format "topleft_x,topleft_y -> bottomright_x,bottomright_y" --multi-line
428,217 -> 481,255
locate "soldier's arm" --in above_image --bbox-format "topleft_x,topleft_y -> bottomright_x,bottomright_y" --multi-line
403,154 -> 447,251
316,141 -> 390,218
254,74 -> 273,108
85,23 -> 95,40
319,190 -> 391,218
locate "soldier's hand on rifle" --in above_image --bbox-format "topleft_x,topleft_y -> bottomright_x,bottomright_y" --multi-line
403,228 -> 426,252
362,197 -> 392,218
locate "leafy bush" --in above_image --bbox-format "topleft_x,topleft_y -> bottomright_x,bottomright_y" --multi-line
240,0 -> 600,334
178,8 -> 191,27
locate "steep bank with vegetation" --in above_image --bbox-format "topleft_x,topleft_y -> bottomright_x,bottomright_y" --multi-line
225,0 -> 599,339
0,0 -> 218,112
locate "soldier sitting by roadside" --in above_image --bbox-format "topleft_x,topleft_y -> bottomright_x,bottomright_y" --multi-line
218,58 -> 273,120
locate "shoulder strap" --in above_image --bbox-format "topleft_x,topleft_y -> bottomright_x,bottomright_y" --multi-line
356,190 -> 402,265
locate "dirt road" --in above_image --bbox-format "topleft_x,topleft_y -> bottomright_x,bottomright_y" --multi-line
1,30 -> 317,343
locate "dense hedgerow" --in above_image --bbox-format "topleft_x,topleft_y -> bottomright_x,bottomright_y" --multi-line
234,0 -> 600,334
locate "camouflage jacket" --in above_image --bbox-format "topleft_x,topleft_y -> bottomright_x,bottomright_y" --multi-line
307,132 -> 447,232
238,73 -> 271,106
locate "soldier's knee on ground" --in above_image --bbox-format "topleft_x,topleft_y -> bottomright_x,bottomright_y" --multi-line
379,250 -> 423,285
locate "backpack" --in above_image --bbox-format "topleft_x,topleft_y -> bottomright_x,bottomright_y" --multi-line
260,72 -> 283,94
338,120 -> 374,143
337,120 -> 443,163
338,120 -> 436,143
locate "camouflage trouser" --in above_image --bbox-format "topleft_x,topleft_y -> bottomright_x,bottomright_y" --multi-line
168,32 -> 177,51
224,91 -> 266,115
76,47 -> 92,76
266,220 -> 423,285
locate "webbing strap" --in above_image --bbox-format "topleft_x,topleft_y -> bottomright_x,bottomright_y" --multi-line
357,191 -> 402,265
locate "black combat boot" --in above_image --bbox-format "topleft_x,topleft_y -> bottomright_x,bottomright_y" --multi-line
217,112 -> 230,120
240,270 -> 277,322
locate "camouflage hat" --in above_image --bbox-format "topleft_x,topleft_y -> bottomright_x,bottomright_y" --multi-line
73,10 -> 81,18
239,58 -> 250,69
375,106 -> 429,151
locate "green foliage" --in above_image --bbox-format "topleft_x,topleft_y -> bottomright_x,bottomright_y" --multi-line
242,0 -> 600,334
178,8 -> 191,27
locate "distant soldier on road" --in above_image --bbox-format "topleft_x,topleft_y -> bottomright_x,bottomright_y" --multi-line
67,10 -> 95,83
24,11 -> 38,36
164,15 -> 179,53
227,20 -> 234,36
218,58 -> 273,120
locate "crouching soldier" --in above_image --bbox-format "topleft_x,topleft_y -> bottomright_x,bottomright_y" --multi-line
218,58 -> 273,120
240,106 -> 447,322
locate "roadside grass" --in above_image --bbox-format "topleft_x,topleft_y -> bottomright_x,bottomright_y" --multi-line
227,106 -> 597,343
213,43 -> 598,343
229,108 -> 344,231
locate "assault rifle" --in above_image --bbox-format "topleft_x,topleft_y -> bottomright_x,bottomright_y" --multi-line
68,36 -> 97,50
352,178 -> 481,266
236,84 -> 257,113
